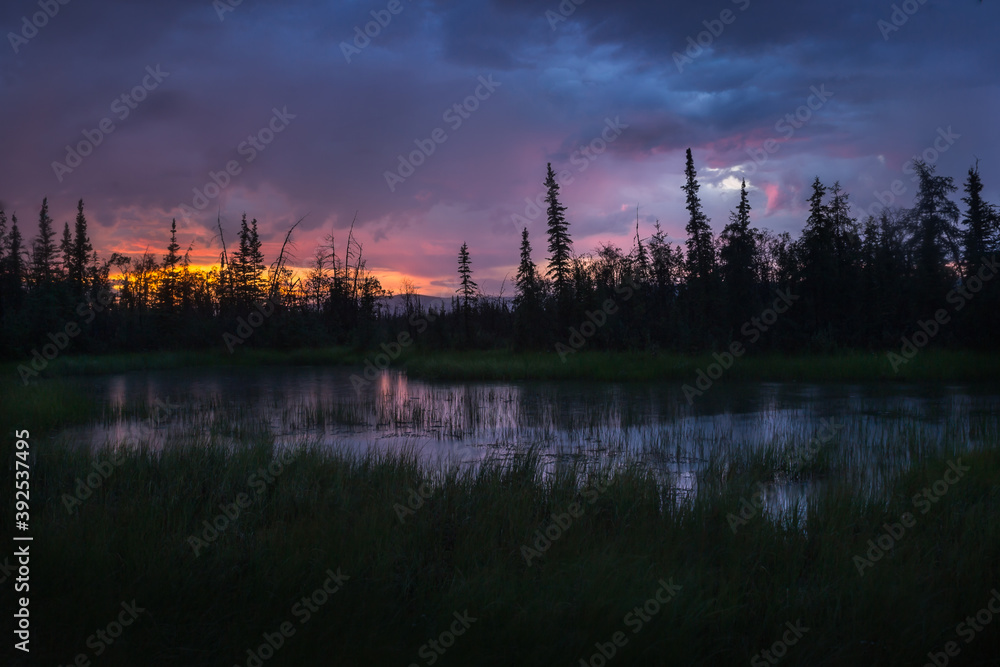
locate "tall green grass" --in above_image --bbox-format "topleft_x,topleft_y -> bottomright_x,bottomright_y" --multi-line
5,347 -> 1000,383
4,366 -> 1000,665
14,436 -> 1000,666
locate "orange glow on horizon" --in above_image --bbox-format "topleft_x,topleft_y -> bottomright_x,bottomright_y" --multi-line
104,262 -> 460,298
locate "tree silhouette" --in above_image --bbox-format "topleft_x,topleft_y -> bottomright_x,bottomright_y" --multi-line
30,197 -> 57,286
719,178 -> 758,331
70,199 -> 93,294
909,160 -> 960,308
457,242 -> 477,342
158,219 -> 181,313
681,149 -> 718,342
543,163 -> 573,315
514,227 -> 544,348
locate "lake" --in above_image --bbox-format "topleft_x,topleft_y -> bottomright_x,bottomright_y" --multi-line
52,365 -> 1000,509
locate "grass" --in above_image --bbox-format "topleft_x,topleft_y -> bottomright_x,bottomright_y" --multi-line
3,398 -> 999,665
4,346 -> 1000,384
9,443 -> 1000,665
400,348 -> 1000,383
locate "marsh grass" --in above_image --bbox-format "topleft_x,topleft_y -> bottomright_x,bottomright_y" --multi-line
4,373 -> 1000,665
6,347 -> 1000,383
7,426 -> 998,665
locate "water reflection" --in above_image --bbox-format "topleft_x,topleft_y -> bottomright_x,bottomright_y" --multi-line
55,366 -> 1000,511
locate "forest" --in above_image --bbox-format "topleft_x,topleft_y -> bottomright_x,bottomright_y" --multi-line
1,149 -> 997,370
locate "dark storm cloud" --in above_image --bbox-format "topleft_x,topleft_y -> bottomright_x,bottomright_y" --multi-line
1,0 -> 997,294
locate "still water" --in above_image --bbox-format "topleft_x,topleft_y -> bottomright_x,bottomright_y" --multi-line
53,366 -> 999,505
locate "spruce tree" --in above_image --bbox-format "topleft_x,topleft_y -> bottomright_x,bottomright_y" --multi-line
31,198 -> 57,286
798,177 -> 834,335
543,163 -> 572,306
515,228 -> 539,300
514,227 -> 542,347
962,162 -> 994,277
682,149 -> 715,284
0,209 -> 7,268
71,199 -> 93,292
910,160 -> 960,307
457,242 -> 477,310
457,242 -> 477,341
681,149 -> 717,340
59,222 -> 73,279
248,218 -> 266,302
158,219 -> 181,312
0,210 -> 6,321
6,215 -> 25,308
719,179 -> 758,328
235,214 -> 252,307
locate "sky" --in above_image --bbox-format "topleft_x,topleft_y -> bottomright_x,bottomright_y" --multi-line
1,0 -> 998,296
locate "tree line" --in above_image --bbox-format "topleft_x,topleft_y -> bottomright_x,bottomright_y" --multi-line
1,149 -> 997,364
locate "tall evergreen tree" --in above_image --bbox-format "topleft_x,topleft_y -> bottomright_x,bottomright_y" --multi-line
958,162 -> 999,346
961,162 -> 994,277
158,219 -> 181,312
457,242 -> 477,341
234,214 -> 252,307
719,178 -> 758,329
543,163 -> 573,307
513,227 -> 543,348
457,242 -> 477,308
59,222 -> 73,279
0,209 -> 7,323
70,199 -> 94,292
514,227 -> 541,308
247,218 -> 266,302
682,149 -> 716,284
0,209 -> 7,268
797,177 -> 834,337
5,214 -> 25,310
681,149 -> 718,341
909,160 -> 960,306
31,198 -> 57,286
828,182 -> 863,343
